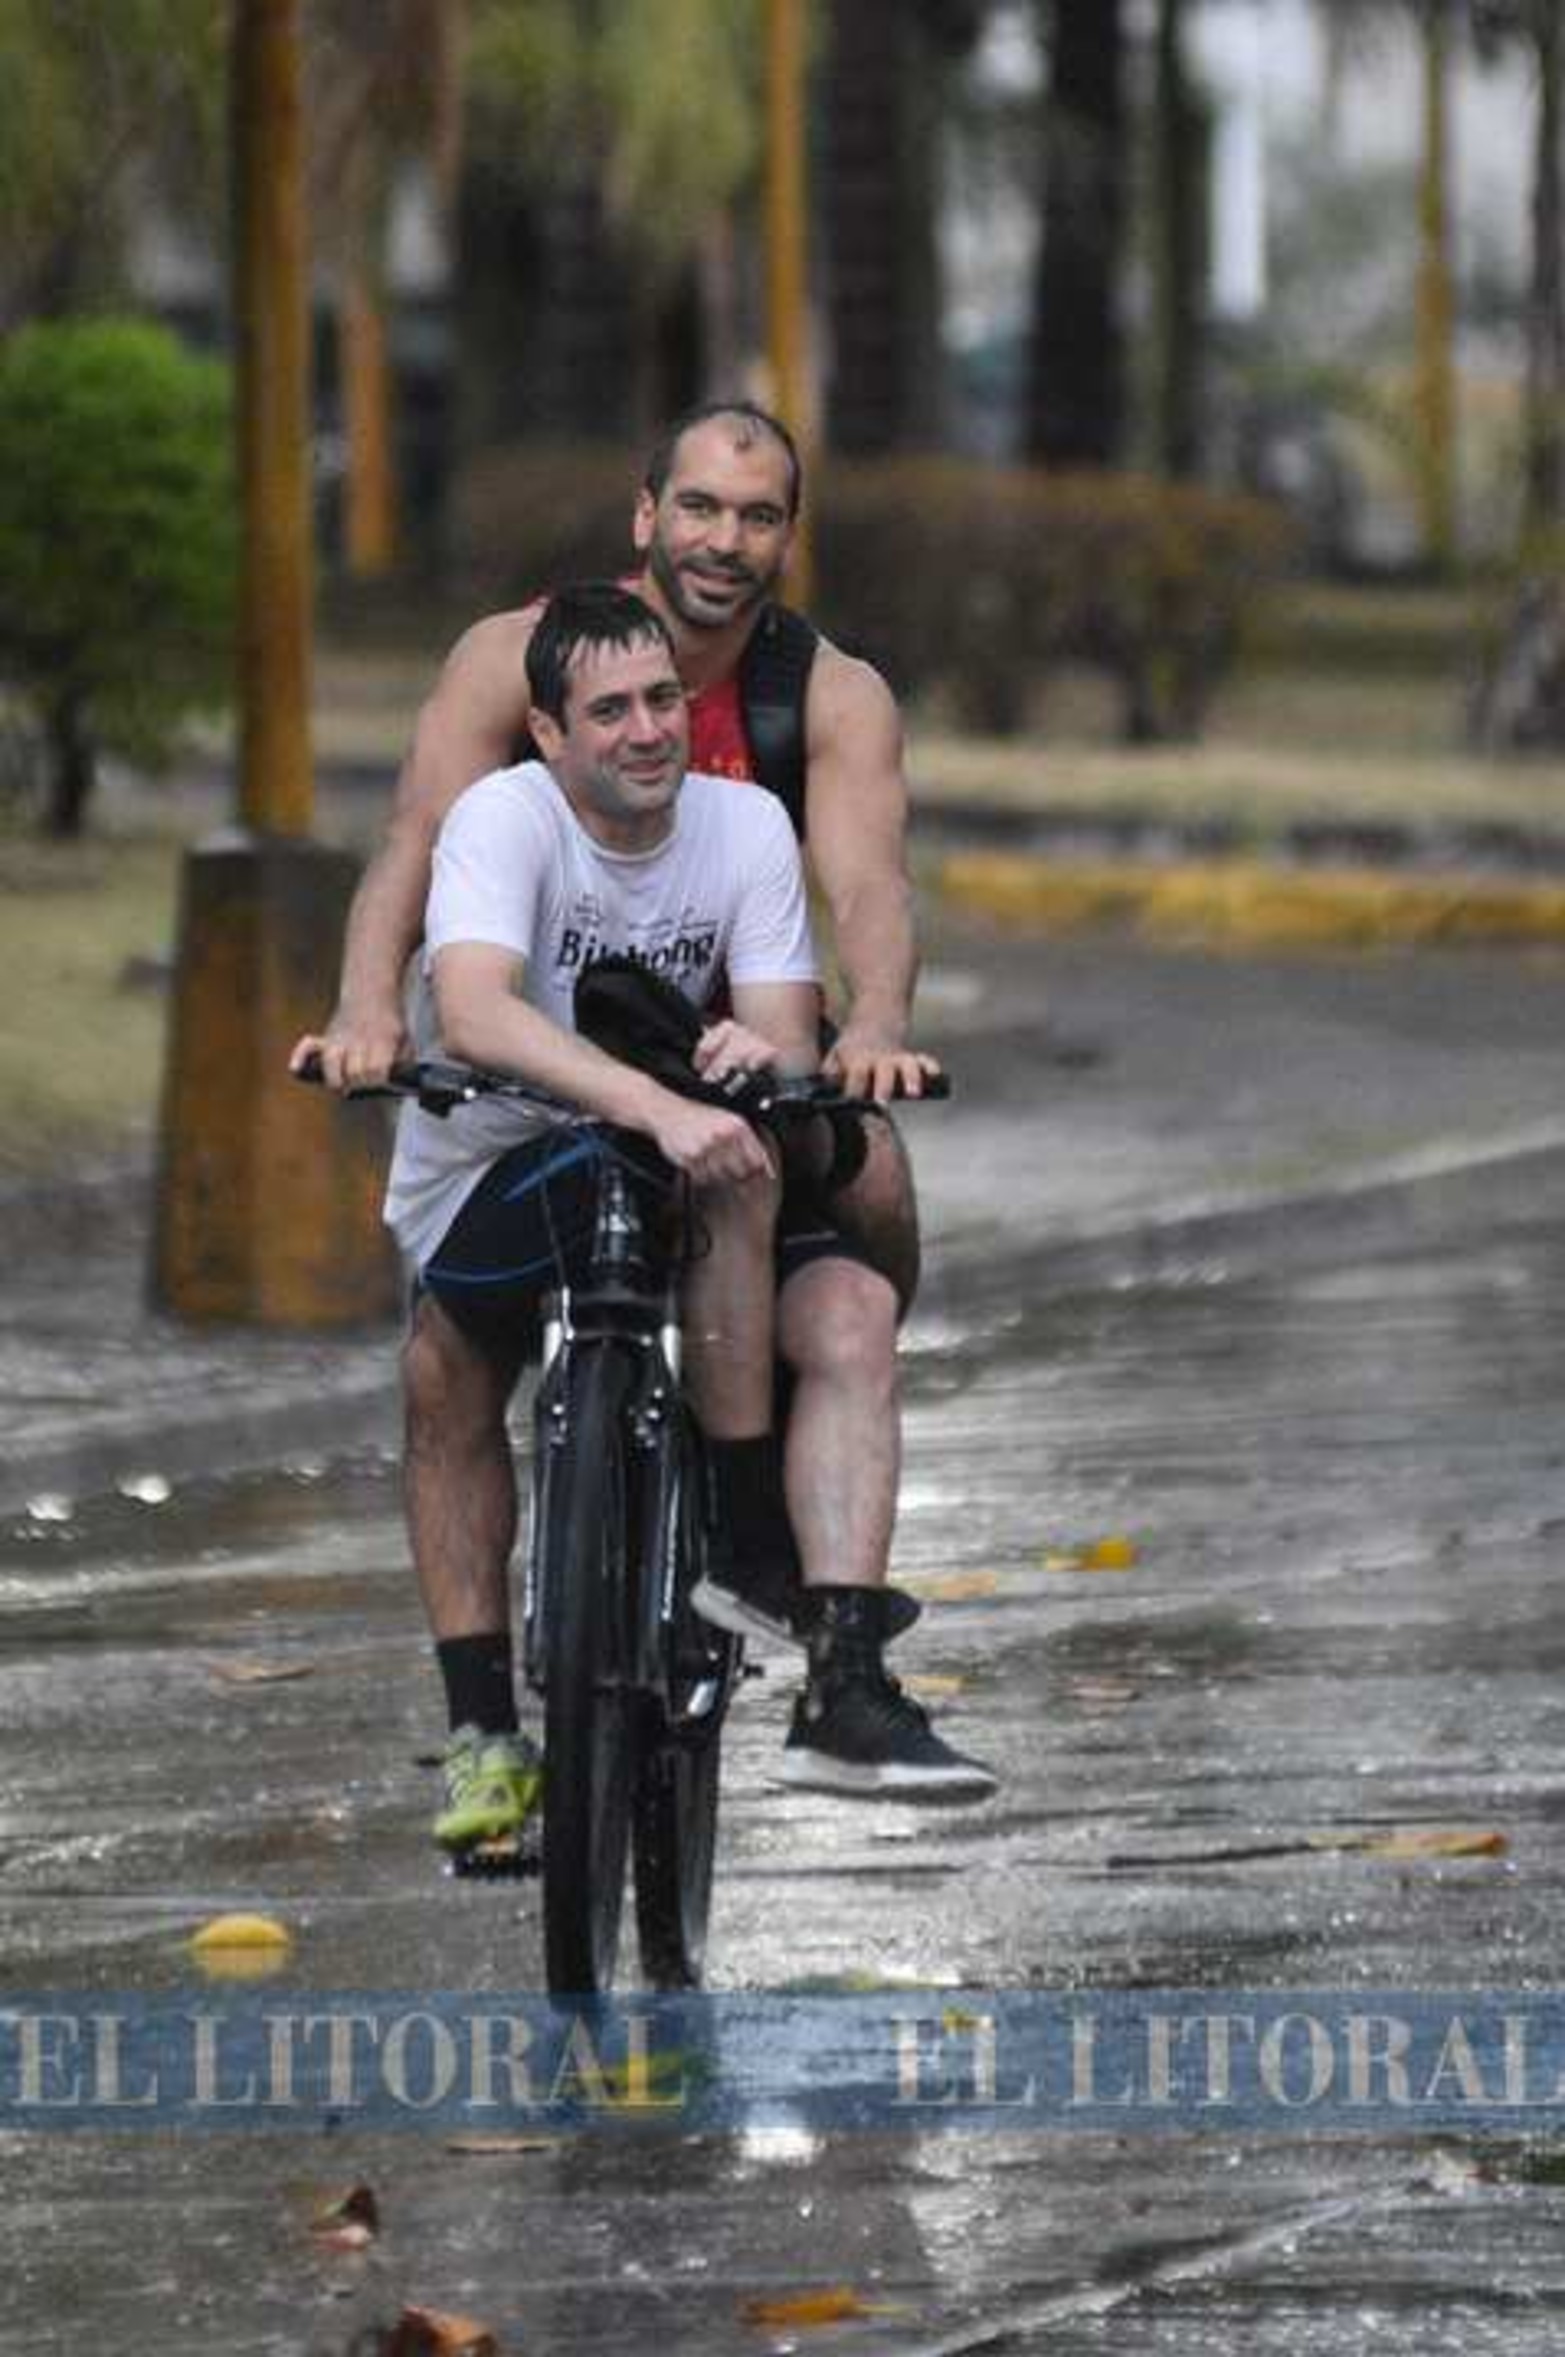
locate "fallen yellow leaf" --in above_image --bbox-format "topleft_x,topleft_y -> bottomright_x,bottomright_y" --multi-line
742,2287 -> 904,2329
1044,1535 -> 1139,1572
904,1673 -> 969,1700
189,1912 -> 293,1953
1329,1827 -> 1509,1862
1081,1535 -> 1138,1569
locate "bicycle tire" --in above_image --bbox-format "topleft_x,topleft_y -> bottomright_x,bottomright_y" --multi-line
540,1342 -> 638,1996
633,1714 -> 722,1989
632,1413 -> 729,1988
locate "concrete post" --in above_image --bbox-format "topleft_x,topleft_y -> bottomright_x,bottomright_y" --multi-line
152,0 -> 397,1326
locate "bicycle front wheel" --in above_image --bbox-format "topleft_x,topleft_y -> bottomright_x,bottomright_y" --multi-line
632,1413 -> 733,1989
539,1342 -> 637,1996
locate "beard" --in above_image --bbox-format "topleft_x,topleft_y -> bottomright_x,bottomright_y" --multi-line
646,532 -> 779,632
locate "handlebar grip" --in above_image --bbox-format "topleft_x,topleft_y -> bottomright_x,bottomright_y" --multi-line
291,1050 -> 425,1101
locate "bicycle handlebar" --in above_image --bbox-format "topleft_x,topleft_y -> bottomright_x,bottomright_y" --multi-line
293,1050 -> 949,1121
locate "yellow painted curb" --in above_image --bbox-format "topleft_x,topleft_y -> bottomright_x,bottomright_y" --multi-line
938,853 -> 1565,951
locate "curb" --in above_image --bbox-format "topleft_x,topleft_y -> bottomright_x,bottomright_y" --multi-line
935,851 -> 1565,951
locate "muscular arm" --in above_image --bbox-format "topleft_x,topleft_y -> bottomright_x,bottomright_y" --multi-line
296,610 -> 541,1088
801,642 -> 939,1100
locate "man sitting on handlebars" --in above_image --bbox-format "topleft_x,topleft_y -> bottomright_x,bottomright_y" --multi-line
298,583 -> 996,1854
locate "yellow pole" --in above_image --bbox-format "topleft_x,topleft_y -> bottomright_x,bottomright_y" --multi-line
152,0 -> 396,1327
234,0 -> 314,833
765,0 -> 813,602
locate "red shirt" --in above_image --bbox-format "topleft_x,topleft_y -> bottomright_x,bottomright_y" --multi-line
686,672 -> 756,784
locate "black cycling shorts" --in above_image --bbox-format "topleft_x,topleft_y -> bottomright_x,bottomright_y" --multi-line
419,1127 -> 873,1350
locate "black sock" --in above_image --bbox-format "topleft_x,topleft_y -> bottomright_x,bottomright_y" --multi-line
707,1434 -> 796,1567
436,1631 -> 519,1736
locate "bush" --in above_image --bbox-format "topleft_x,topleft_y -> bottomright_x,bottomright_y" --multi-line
0,315 -> 236,836
444,441 -> 1293,741
445,441 -> 640,603
816,459 -> 1295,739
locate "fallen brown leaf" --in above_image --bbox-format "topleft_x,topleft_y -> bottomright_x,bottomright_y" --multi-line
386,2307 -> 499,2357
1326,1826 -> 1509,1862
742,2286 -> 901,2329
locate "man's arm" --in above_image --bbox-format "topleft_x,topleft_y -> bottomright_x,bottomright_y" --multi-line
435,943 -> 772,1190
697,982 -> 822,1089
800,641 -> 941,1101
293,609 -> 541,1089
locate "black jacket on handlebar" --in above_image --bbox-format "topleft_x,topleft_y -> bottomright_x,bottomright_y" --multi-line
573,956 -> 774,1116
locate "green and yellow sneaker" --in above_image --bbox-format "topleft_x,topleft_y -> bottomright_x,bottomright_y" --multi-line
434,1726 -> 543,1853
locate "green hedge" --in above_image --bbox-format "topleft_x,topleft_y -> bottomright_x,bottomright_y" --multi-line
445,444 -> 1292,741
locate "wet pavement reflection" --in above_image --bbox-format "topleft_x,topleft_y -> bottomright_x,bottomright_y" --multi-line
6,934 -> 1565,2351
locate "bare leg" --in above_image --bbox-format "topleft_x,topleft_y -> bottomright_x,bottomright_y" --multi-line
402,1294 -> 523,1639
827,1115 -> 921,1316
775,1257 -> 901,1589
680,1158 -> 781,1439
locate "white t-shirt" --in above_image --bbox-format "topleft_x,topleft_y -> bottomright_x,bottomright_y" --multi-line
384,761 -> 819,1263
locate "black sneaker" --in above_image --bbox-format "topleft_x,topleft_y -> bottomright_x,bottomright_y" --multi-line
692,1552 -> 805,1649
772,1583 -> 997,1802
776,1673 -> 999,1802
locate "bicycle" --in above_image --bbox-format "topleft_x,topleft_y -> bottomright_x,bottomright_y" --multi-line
300,1051 -> 944,1994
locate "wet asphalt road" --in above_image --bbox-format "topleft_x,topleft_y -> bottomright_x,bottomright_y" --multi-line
6,922 -> 1565,2352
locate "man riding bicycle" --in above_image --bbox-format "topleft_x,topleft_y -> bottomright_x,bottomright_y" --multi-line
302,583 -> 997,1852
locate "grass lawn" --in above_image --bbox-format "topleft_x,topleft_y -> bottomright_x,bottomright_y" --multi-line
912,586 -> 1565,838
0,833 -> 184,1182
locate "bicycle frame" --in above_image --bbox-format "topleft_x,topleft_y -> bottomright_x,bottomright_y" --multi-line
521,1152 -> 713,1712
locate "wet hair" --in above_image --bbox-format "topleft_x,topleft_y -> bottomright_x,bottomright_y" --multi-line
525,581 -> 676,724
642,399 -> 803,519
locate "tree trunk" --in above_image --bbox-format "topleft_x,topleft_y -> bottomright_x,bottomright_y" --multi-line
1153,0 -> 1207,479
1413,1 -> 1457,571
822,0 -> 952,454
1469,5 -> 1565,750
341,269 -> 399,577
1024,0 -> 1127,468
1522,0 -> 1565,538
43,688 -> 95,840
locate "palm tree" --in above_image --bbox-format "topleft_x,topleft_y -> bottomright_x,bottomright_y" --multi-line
459,0 -> 766,448
1152,0 -> 1206,479
1485,0 -> 1565,537
821,0 -> 985,454
0,1 -> 225,330
1320,0 -> 1460,568
306,0 -> 466,578
1023,0 -> 1128,468
1466,0 -> 1565,744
